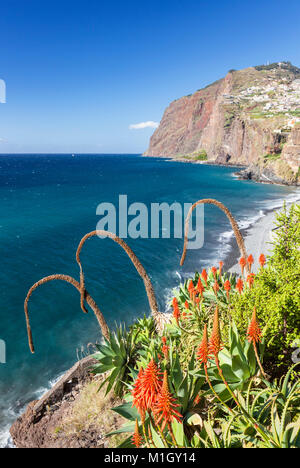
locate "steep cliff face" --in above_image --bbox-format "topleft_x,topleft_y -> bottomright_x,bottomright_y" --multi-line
144,62 -> 300,185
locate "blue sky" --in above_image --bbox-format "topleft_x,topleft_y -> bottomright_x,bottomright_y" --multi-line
0,0 -> 299,153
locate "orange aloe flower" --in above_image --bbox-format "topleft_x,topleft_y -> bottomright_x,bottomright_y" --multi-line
213,280 -> 219,295
201,269 -> 208,286
185,300 -> 189,309
223,279 -> 231,299
193,394 -> 201,406
162,344 -> 169,359
172,298 -> 180,325
131,367 -> 145,415
139,359 -> 162,411
162,336 -> 167,345
236,277 -> 244,294
219,261 -> 224,276
247,273 -> 255,288
247,308 -> 262,344
188,280 -> 196,301
197,278 -> 204,297
239,257 -> 246,275
153,370 -> 182,431
196,324 -> 209,365
247,254 -> 254,272
259,253 -> 266,268
211,266 -> 217,278
209,307 -> 222,357
132,419 -> 143,448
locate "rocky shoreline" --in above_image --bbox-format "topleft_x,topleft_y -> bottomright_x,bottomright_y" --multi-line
160,156 -> 299,186
9,356 -> 124,449
144,63 -> 300,186
9,356 -> 96,448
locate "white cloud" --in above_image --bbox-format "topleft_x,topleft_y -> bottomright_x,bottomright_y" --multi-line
129,121 -> 159,130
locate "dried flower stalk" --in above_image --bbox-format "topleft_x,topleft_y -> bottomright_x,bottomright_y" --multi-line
180,199 -> 249,273
24,274 -> 110,353
76,230 -> 166,329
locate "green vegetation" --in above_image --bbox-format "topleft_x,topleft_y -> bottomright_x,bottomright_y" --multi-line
180,150 -> 208,161
24,201 -> 300,448
93,203 -> 299,448
232,204 -> 300,372
255,61 -> 300,75
224,111 -> 235,128
54,378 -> 125,448
263,152 -> 282,162
194,150 -> 208,161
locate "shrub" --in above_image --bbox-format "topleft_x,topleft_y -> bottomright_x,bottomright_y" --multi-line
231,203 -> 300,371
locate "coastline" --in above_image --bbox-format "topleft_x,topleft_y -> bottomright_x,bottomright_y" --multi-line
2,157 -> 299,448
150,156 -> 299,187
223,190 -> 300,274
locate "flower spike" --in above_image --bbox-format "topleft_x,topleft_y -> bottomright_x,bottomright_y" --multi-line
259,254 -> 266,268
201,269 -> 208,286
239,257 -> 246,275
247,308 -> 267,379
236,277 -> 244,294
213,280 -> 219,295
247,307 -> 262,344
196,324 -> 209,365
247,273 -> 255,288
153,370 -> 182,432
247,254 -> 254,272
132,360 -> 162,412
197,278 -> 205,297
172,297 -> 180,325
209,307 -> 222,357
224,280 -> 231,299
132,419 -> 143,448
132,367 -> 145,415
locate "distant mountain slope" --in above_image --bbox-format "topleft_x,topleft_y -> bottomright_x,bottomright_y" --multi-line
144,62 -> 300,185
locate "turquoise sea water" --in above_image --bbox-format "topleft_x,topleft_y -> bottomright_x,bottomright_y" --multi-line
0,153 -> 298,446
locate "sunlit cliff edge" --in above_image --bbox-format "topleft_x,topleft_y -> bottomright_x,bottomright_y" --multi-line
144,62 -> 300,185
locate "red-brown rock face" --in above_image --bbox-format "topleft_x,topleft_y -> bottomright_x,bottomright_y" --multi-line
144,62 -> 300,184
282,125 -> 300,173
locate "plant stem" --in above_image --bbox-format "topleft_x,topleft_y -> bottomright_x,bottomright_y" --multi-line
142,423 -> 150,448
215,355 -> 271,444
204,364 -> 234,414
149,412 -> 169,448
167,422 -> 179,448
253,341 -> 268,380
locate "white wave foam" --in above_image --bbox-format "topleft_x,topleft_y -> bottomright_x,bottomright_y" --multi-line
257,190 -> 300,211
0,371 -> 66,448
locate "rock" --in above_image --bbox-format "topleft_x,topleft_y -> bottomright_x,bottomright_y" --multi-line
10,356 -> 98,448
144,63 -> 300,185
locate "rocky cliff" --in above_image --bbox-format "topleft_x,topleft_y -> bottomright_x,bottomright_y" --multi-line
144,62 -> 300,185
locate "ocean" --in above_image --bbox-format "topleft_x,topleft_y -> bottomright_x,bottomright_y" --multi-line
0,153 -> 299,447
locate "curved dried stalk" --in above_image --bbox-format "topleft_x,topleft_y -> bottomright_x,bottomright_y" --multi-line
76,230 -> 165,325
180,199 -> 249,273
25,274 -> 110,353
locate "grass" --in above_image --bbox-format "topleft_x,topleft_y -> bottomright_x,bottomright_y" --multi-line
178,150 -> 208,161
263,153 -> 282,161
56,378 -> 125,448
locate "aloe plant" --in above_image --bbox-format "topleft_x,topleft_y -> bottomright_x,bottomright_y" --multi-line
92,324 -> 142,397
